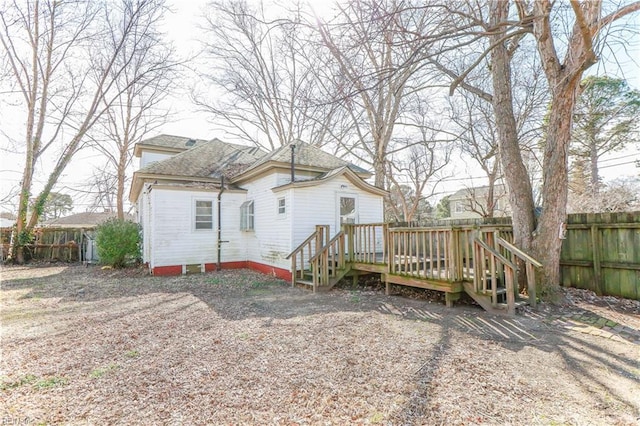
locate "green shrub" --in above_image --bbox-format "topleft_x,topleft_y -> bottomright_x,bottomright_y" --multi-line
95,219 -> 141,268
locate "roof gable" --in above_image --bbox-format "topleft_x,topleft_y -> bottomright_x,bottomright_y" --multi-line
272,166 -> 387,196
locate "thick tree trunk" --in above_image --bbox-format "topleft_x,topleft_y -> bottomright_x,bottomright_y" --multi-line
532,82 -> 579,290
489,1 -> 535,252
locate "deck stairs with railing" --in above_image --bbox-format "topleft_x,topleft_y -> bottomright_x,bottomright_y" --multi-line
286,223 -> 542,315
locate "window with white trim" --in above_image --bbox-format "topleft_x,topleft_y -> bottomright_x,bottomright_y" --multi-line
195,200 -> 213,230
454,201 -> 466,214
240,200 -> 254,231
277,197 -> 286,216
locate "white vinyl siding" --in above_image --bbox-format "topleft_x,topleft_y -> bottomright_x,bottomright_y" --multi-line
147,188 -> 246,268
241,172 -> 293,270
291,175 -> 384,250
140,151 -> 174,168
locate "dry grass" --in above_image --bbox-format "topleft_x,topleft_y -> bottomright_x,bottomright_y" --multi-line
1,265 -> 639,425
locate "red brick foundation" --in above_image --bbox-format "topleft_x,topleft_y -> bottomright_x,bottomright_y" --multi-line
151,261 -> 291,281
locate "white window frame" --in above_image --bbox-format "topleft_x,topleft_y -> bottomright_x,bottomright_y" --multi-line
240,200 -> 254,231
454,201 -> 466,214
277,197 -> 286,217
337,193 -> 358,230
194,199 -> 214,231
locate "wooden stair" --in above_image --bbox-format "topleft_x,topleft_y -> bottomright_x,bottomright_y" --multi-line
462,282 -> 528,315
295,265 -> 351,292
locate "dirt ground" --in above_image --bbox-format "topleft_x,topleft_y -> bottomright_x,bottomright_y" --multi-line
1,265 -> 639,425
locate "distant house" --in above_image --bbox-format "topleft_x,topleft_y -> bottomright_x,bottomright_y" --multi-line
42,212 -> 135,228
448,184 -> 510,219
129,135 -> 386,277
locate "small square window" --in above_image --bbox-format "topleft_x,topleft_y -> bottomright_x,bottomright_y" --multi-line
277,198 -> 286,215
195,200 -> 213,230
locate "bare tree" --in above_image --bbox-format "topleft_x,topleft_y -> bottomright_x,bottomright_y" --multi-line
420,0 -> 640,291
195,1 -> 342,151
386,95 -> 452,221
317,0 -> 443,189
0,0 -> 171,262
89,12 -> 176,219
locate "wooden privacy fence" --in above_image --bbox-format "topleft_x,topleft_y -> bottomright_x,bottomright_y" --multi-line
561,211 -> 640,300
1,227 -> 87,262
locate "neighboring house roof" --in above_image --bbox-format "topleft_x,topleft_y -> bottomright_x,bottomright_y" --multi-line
42,212 -> 136,228
272,166 -> 387,196
234,141 -> 370,182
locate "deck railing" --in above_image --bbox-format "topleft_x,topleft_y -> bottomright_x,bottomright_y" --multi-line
286,225 -> 329,287
473,238 -> 518,314
496,237 -> 542,308
344,223 -> 387,264
307,231 -> 346,291
387,227 -> 455,281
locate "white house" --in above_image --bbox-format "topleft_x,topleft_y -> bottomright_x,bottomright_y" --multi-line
129,135 -> 386,278
448,184 -> 510,219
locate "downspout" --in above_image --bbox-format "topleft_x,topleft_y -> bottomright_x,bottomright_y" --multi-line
217,176 -> 225,270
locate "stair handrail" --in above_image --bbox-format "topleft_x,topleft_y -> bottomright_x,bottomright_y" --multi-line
474,238 -> 516,270
496,237 -> 542,267
308,231 -> 345,290
496,237 -> 541,309
286,231 -> 319,261
309,231 -> 344,264
473,237 -> 518,315
286,227 -> 328,288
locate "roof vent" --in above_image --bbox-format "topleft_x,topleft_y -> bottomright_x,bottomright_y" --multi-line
186,139 -> 196,146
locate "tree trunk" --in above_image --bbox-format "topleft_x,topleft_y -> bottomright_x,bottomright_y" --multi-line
590,142 -> 599,194
489,1 -> 535,253
532,82 -> 578,290
117,150 -> 127,219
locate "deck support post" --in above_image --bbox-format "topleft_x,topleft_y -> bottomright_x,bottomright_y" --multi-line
445,292 -> 461,308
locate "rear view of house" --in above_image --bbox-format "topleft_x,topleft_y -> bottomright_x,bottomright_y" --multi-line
129,135 -> 385,278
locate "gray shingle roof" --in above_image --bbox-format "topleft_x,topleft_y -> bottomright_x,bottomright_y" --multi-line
138,139 -> 264,179
249,141 -> 369,175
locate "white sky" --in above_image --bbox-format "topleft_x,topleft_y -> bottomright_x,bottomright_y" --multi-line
1,0 -> 639,215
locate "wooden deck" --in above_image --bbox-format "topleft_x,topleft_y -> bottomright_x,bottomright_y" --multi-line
287,223 -> 541,315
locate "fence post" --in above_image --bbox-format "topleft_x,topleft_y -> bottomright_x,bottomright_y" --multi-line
590,224 -> 603,295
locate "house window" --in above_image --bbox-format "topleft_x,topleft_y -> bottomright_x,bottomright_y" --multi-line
195,200 -> 213,230
340,196 -> 356,224
240,200 -> 254,231
454,201 -> 466,214
277,197 -> 286,216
